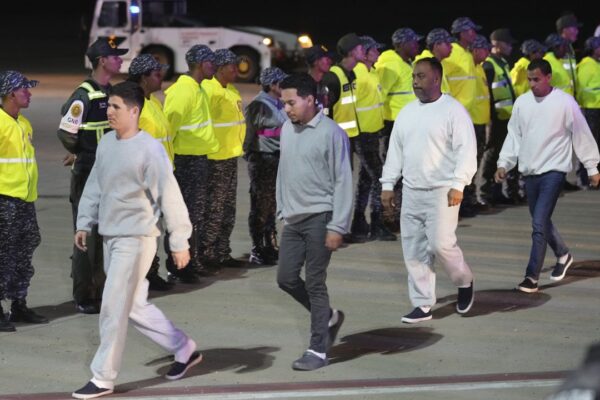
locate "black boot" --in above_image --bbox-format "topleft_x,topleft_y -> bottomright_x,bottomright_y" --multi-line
348,213 -> 370,242
9,299 -> 48,324
369,212 -> 397,241
249,246 -> 267,265
0,304 -> 16,332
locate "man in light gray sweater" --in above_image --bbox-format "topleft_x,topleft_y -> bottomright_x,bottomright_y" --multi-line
72,82 -> 201,399
276,73 -> 353,371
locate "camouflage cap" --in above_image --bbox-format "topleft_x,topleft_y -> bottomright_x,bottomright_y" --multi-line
426,28 -> 455,46
520,39 -> 546,56
450,17 -> 482,34
128,54 -> 169,76
584,36 -> 600,51
545,33 -> 568,49
259,67 -> 288,85
213,49 -> 239,67
185,44 -> 216,64
86,38 -> 128,62
556,14 -> 582,32
304,45 -> 333,64
0,70 -> 39,97
391,28 -> 423,44
360,35 -> 385,51
471,34 -> 492,50
490,28 -> 517,44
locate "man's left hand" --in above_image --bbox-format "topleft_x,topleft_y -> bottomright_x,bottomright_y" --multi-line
171,249 -> 191,269
325,231 -> 343,251
447,188 -> 463,207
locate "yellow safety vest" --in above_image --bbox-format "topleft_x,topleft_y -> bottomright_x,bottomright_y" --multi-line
330,66 -> 359,137
471,64 -> 491,125
139,94 -> 174,166
510,57 -> 531,98
202,77 -> 246,160
576,56 -> 600,108
414,50 -> 451,94
353,62 -> 384,133
486,56 -> 514,120
544,52 -> 574,95
0,109 -> 38,202
561,45 -> 577,97
442,43 -> 477,114
375,49 -> 416,121
164,74 -> 219,156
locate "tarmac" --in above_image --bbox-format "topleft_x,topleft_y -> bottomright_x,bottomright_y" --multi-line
0,74 -> 599,399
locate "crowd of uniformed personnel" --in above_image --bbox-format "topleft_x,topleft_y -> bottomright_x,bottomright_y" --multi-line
1,13 -> 599,333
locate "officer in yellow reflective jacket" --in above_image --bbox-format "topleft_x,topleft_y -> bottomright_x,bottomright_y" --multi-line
163,44 -> 219,282
511,39 -> 546,98
127,53 -> 175,292
576,36 -> 600,186
556,14 -> 582,99
414,28 -> 454,94
201,49 -> 247,269
543,34 -> 574,95
0,71 -> 47,331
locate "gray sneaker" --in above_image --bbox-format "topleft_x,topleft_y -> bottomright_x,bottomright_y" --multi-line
292,351 -> 328,371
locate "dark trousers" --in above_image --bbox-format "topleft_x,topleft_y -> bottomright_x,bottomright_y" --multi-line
465,124 -> 486,205
353,133 -> 384,215
380,120 -> 402,220
524,171 -> 569,279
203,158 -> 238,262
577,109 -> 600,186
167,154 -> 209,273
247,152 -> 279,247
0,196 -> 40,301
277,212 -> 333,354
70,167 -> 104,304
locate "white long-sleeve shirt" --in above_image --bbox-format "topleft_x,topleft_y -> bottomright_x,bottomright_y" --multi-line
498,88 -> 600,176
77,130 -> 192,252
380,94 -> 477,191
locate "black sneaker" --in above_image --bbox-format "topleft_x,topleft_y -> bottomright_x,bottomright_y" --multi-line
550,254 -> 573,281
75,301 -> 100,315
165,351 -> 203,380
72,381 -> 113,399
9,300 -> 49,324
167,269 -> 200,284
328,309 -> 345,347
401,307 -> 432,324
517,277 -> 538,293
292,351 -> 328,371
218,256 -> 247,269
147,274 -> 174,291
456,282 -> 474,314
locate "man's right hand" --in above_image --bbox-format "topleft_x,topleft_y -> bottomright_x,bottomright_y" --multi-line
381,190 -> 396,217
74,231 -> 88,251
171,249 -> 191,270
494,167 -> 507,183
63,153 -> 75,166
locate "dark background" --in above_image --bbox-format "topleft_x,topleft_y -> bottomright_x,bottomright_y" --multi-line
1,0 -> 598,72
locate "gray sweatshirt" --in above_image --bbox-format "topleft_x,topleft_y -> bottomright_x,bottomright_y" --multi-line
77,130 -> 192,252
276,111 -> 353,234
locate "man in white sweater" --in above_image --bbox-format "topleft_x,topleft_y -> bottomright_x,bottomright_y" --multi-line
381,57 -> 477,323
72,82 -> 201,399
495,59 -> 600,293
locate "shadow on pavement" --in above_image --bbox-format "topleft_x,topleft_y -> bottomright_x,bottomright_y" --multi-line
329,327 -> 443,365
116,346 -> 278,394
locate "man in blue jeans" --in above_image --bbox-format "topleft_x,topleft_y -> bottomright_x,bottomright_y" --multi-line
276,73 -> 353,371
495,59 -> 600,293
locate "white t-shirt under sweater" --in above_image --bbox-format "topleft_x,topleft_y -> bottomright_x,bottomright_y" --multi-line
77,130 -> 192,252
497,88 -> 600,176
380,94 -> 477,191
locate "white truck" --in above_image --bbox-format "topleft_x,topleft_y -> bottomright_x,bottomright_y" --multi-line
88,0 -> 312,82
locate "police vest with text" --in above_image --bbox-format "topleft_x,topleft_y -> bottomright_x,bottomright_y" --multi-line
486,56 -> 514,120
330,66 -> 359,138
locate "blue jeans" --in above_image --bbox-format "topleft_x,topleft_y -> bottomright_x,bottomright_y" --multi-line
524,171 -> 569,279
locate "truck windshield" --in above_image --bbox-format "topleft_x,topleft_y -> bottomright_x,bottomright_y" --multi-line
98,1 -> 128,28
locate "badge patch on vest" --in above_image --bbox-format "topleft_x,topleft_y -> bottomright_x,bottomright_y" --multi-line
59,100 -> 85,134
342,83 -> 351,92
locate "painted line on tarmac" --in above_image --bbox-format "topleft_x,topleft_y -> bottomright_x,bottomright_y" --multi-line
0,371 -> 568,399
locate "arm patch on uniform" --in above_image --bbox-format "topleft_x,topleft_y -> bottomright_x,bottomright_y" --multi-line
59,100 -> 85,133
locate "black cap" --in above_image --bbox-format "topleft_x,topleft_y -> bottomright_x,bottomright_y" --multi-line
490,28 -> 517,44
337,33 -> 362,56
304,45 -> 333,65
556,14 -> 582,32
86,38 -> 128,62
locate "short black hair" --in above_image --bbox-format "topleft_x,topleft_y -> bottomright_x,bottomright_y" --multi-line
279,73 -> 317,98
414,57 -> 444,78
527,58 -> 552,76
108,81 -> 145,112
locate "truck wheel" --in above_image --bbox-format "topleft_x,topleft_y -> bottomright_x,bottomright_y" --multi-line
231,47 -> 259,83
142,46 -> 175,80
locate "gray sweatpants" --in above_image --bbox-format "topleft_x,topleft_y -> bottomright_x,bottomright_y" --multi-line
400,187 -> 473,308
90,236 -> 193,390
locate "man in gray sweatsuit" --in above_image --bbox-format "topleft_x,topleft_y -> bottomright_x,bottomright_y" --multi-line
276,73 -> 353,371
72,82 -> 201,399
